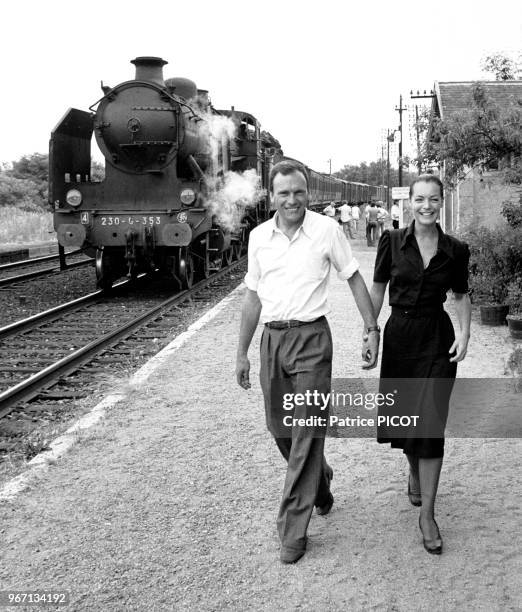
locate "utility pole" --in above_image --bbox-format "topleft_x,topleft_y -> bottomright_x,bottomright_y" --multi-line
327,158 -> 332,175
386,129 -> 393,208
414,105 -> 422,174
395,94 -> 407,187
410,89 -> 435,175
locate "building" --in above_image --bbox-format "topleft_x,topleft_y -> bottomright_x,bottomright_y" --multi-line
429,80 -> 522,233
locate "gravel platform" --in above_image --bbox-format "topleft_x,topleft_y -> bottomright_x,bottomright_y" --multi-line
0,236 -> 520,612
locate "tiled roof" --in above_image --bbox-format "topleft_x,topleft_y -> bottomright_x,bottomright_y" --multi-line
433,81 -> 522,119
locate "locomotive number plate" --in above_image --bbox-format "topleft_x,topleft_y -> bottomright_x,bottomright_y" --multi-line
99,216 -> 161,227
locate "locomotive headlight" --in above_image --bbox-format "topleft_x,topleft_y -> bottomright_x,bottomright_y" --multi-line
66,189 -> 83,207
180,188 -> 196,205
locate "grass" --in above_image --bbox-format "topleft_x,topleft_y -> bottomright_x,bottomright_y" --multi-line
0,206 -> 55,246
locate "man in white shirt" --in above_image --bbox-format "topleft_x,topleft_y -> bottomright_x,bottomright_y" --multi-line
339,201 -> 353,238
390,201 -> 400,229
235,160 -> 379,564
323,202 -> 336,218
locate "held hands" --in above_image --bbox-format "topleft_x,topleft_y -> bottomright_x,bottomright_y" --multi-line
361,330 -> 380,369
236,354 -> 251,389
449,333 -> 470,362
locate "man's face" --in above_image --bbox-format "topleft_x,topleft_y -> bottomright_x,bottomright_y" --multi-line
271,171 -> 308,226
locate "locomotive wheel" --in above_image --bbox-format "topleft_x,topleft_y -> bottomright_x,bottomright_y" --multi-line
95,249 -> 114,292
177,247 -> 194,289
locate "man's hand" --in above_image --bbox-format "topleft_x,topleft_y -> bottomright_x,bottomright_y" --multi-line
236,354 -> 251,389
361,331 -> 380,369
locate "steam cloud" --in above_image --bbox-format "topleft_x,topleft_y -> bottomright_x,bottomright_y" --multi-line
199,112 -> 237,160
196,110 -> 264,232
206,169 -> 263,232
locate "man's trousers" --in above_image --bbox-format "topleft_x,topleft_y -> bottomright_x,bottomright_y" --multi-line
259,317 -> 333,552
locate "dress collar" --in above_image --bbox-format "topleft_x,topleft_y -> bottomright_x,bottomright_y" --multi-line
401,221 -> 455,259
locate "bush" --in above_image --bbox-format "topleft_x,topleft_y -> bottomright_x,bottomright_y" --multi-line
506,277 -> 522,315
461,224 -> 522,305
501,199 -> 522,228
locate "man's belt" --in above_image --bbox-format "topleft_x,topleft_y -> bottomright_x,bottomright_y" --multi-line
265,316 -> 325,330
391,306 -> 444,318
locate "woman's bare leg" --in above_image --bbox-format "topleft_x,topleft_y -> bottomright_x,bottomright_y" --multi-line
418,457 -> 443,541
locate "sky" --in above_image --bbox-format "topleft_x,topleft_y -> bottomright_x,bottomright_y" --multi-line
1,0 -> 521,175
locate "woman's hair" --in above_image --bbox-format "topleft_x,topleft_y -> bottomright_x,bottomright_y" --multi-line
409,174 -> 444,199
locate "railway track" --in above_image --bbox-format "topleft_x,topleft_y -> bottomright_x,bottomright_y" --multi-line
0,258 -> 246,419
0,250 -> 92,288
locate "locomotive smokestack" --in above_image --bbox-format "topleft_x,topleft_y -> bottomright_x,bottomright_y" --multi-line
131,56 -> 168,86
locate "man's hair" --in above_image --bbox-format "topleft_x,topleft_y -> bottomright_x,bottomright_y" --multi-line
409,174 -> 444,199
269,159 -> 309,193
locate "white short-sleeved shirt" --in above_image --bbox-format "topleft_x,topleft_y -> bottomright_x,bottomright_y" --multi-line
351,206 -> 360,219
339,204 -> 352,222
244,209 -> 359,323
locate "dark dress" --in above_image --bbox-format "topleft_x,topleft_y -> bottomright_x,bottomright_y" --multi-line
374,222 -> 470,458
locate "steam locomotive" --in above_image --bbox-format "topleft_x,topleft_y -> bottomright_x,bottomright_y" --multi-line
49,57 -> 386,290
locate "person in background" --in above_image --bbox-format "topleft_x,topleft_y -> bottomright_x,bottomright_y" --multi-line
365,202 -> 379,246
236,159 -> 379,564
351,203 -> 360,233
323,202 -> 336,218
391,200 -> 400,229
369,174 -> 471,556
376,202 -> 388,240
339,201 -> 353,238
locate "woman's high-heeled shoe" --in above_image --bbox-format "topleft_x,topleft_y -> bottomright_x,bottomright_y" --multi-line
408,475 -> 422,507
419,516 -> 443,555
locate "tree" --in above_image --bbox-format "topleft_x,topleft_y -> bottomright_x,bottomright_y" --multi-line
424,82 -> 522,185
482,53 -> 518,81
334,160 -> 415,189
5,152 -> 48,203
0,174 -> 43,211
10,153 -> 48,182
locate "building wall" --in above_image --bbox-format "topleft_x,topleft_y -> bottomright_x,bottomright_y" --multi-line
443,168 -> 522,234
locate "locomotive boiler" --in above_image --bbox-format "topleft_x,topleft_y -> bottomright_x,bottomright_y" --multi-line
49,56 -> 269,289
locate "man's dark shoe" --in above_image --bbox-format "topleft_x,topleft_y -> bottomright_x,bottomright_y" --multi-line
280,543 -> 306,564
280,537 -> 307,564
316,491 -> 334,516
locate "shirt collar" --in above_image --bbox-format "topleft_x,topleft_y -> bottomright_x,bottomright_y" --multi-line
401,221 -> 455,259
271,208 -> 313,239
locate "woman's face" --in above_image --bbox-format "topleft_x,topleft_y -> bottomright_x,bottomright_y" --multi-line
410,180 -> 442,227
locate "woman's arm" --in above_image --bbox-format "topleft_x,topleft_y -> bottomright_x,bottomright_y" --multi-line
369,282 -> 388,320
449,292 -> 471,362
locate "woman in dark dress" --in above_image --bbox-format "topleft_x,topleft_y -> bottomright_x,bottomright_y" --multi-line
368,175 -> 471,554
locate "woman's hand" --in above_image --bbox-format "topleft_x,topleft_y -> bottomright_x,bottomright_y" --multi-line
449,332 -> 470,362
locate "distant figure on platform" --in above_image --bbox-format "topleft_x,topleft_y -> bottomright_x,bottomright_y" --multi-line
351,204 -> 360,232
366,202 -> 379,246
236,159 -> 379,564
323,202 -> 336,218
376,203 -> 388,240
391,201 -> 400,229
339,201 -> 353,238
